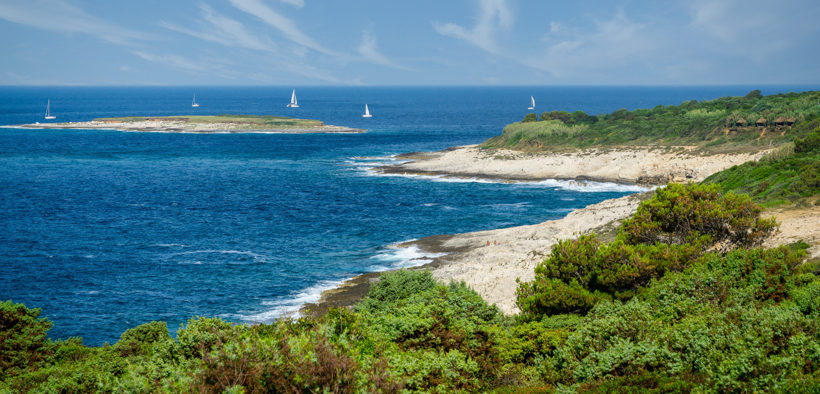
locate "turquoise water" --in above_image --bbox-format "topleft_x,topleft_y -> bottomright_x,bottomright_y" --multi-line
1,86 -> 812,345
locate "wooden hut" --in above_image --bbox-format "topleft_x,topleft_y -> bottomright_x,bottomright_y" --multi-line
756,118 -> 767,127
775,117 -> 786,126
786,117 -> 796,126
735,118 -> 747,127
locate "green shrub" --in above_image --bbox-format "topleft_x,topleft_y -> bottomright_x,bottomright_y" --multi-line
176,317 -> 237,359
795,129 -> 820,153
518,183 -> 778,320
114,321 -> 172,357
192,322 -> 400,393
744,89 -> 763,99
356,269 -> 437,312
522,113 -> 538,122
358,272 -> 504,391
620,182 -> 776,249
0,301 -> 53,380
546,246 -> 818,390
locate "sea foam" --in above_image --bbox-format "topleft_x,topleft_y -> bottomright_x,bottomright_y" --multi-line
232,243 -> 446,323
346,156 -> 653,192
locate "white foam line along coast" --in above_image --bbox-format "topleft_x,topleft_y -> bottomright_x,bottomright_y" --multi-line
237,242 -> 446,322
376,144 -> 771,186
349,155 -> 653,192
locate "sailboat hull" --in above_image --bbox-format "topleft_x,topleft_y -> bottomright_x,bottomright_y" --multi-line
44,116 -> 56,120
286,104 -> 299,108
362,114 -> 372,118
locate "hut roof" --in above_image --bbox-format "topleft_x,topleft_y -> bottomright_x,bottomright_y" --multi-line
756,118 -> 767,123
736,118 -> 746,124
787,117 -> 796,122
775,117 -> 786,123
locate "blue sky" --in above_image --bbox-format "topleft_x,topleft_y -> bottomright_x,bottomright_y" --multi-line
1,0 -> 819,85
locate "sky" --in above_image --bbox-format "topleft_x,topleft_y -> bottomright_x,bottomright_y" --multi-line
0,0 -> 819,86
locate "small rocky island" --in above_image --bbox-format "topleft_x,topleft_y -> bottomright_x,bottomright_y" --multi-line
19,115 -> 364,134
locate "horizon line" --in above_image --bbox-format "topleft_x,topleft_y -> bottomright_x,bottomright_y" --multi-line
2,83 -> 820,88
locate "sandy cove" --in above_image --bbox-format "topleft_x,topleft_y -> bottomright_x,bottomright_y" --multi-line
379,145 -> 770,185
16,120 -> 363,134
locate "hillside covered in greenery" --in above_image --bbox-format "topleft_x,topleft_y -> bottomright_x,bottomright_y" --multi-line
482,90 -> 820,152
704,129 -> 820,207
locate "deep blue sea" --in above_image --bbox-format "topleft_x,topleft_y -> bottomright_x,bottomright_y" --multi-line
1,85 -> 814,345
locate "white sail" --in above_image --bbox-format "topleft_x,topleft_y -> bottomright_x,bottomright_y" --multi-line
191,94 -> 199,107
362,104 -> 372,118
528,96 -> 535,110
287,89 -> 299,108
44,99 -> 56,120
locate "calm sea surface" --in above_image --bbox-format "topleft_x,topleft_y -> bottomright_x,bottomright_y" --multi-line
1,85 -> 813,345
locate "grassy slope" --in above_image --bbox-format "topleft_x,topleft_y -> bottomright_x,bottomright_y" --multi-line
482,90 -> 820,153
94,114 -> 324,129
704,129 -> 820,208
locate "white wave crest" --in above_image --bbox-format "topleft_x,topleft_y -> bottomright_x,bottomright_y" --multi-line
227,244 -> 446,323
365,170 -> 652,192
230,278 -> 350,323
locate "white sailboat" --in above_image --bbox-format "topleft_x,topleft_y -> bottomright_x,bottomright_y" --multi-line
362,104 -> 372,118
44,99 -> 56,120
528,96 -> 535,110
191,94 -> 200,107
286,89 -> 299,108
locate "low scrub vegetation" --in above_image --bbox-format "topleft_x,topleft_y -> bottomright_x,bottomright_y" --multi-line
482,90 -> 820,152
705,128 -> 820,207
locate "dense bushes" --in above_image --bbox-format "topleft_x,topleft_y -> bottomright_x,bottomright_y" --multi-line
522,113 -> 537,122
545,246 -> 819,391
620,182 -> 776,249
1,270 -> 507,392
356,270 -> 505,392
539,110 -> 598,125
516,235 -> 703,317
0,301 -> 53,380
517,182 -> 777,319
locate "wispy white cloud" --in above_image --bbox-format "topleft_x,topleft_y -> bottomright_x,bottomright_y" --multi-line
132,51 -> 212,73
357,30 -> 410,70
0,0 -> 149,44
228,0 -> 339,57
160,4 -> 277,53
433,0 -> 513,54
279,0 -> 304,7
525,10 -> 657,79
160,3 -> 343,84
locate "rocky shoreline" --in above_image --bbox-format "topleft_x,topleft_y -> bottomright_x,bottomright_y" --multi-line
302,193 -> 649,316
378,145 -> 769,185
303,144 -> 780,317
